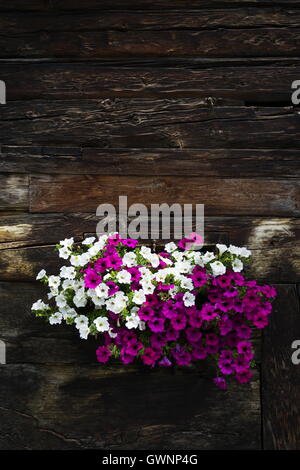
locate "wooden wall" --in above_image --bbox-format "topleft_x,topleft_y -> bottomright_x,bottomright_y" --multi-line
0,0 -> 300,450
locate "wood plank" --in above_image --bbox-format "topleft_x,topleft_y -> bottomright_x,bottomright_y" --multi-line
0,101 -> 298,148
0,217 -> 299,282
29,175 -> 300,216
0,213 -> 298,249
0,0 -> 299,11
2,63 -> 298,102
0,174 -> 29,211
0,362 -> 260,449
2,9 -> 300,34
262,285 -> 300,449
1,28 -> 300,59
1,147 -> 300,177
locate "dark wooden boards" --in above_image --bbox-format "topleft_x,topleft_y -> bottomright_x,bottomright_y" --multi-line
0,102 -> 298,148
1,147 -> 300,177
0,362 -> 260,450
29,175 -> 300,216
2,28 -> 300,59
0,215 -> 299,282
2,64 -> 298,103
2,9 -> 300,34
262,284 -> 300,449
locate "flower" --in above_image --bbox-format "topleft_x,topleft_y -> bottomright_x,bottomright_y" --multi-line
49,312 -> 63,325
36,269 -> 46,280
232,259 -> 243,272
33,233 -> 275,389
96,346 -> 111,363
94,317 -> 110,332
210,261 -> 226,276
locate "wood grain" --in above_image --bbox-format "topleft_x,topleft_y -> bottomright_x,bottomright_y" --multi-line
262,285 -> 300,449
2,28 -> 300,59
0,362 -> 260,450
2,64 -> 298,102
0,101 -> 298,148
29,175 -> 300,216
1,147 -> 300,177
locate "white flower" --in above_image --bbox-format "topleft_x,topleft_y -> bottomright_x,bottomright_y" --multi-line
60,266 -> 76,280
61,307 -> 77,320
122,252 -> 137,267
75,315 -> 89,329
49,312 -> 63,325
174,260 -> 192,274
216,244 -> 228,256
125,315 -> 140,329
116,270 -> 131,284
82,236 -> 96,245
172,251 -> 184,261
48,275 -> 60,289
105,293 -> 127,314
210,261 -> 226,276
202,252 -> 216,264
232,259 -> 243,272
183,292 -> 195,307
73,291 -> 87,308
60,237 -> 74,248
59,247 -> 71,259
79,325 -> 90,340
180,277 -> 194,290
95,283 -> 109,298
36,269 -> 46,280
138,320 -> 146,331
108,328 -> 118,339
140,246 -> 152,259
228,245 -> 242,256
70,253 -> 90,267
240,247 -> 251,258
132,290 -> 146,305
94,316 -> 110,332
164,242 -> 177,253
62,279 -> 75,290
193,252 -> 204,266
31,299 -> 49,311
148,253 -> 160,268
141,281 -> 155,295
55,294 -> 67,308
88,240 -> 105,256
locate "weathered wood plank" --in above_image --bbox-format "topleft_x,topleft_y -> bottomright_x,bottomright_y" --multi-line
1,147 -> 300,178
0,362 -> 260,450
0,101 -> 298,148
0,213 -> 298,249
0,0 -> 299,10
2,9 -> 300,34
0,213 -> 298,281
2,64 -> 298,102
262,285 -> 300,449
2,28 -> 300,59
29,175 -> 300,216
0,175 -> 29,211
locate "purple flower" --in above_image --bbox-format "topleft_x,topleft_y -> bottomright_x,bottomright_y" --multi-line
186,327 -> 202,344
158,356 -> 172,367
96,346 -> 111,363
237,341 -> 254,359
84,268 -> 102,289
142,347 -> 160,366
213,377 -> 227,390
148,317 -> 165,333
171,314 -> 187,331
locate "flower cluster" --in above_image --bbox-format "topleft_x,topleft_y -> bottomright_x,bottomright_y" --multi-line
32,233 -> 276,389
